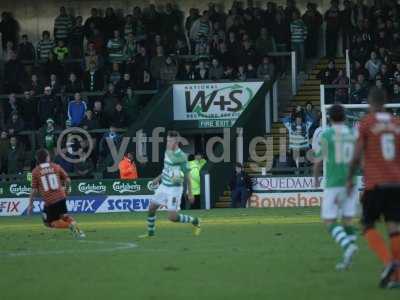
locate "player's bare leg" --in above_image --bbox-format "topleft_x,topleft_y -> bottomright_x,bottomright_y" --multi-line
139,202 -> 159,238
324,218 -> 358,270
167,203 -> 201,236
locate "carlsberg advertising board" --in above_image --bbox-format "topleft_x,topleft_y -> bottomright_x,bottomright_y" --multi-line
173,82 -> 263,126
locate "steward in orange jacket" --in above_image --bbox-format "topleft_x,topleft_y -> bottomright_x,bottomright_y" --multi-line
119,153 -> 138,180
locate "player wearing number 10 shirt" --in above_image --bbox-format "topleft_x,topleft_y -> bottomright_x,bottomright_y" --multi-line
28,149 -> 85,238
348,88 -> 400,289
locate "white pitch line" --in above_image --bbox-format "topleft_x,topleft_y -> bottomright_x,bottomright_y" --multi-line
0,240 -> 138,257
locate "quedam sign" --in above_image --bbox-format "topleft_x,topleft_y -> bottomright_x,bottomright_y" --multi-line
250,176 -> 364,208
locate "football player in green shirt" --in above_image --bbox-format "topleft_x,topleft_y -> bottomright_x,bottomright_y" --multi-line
139,131 -> 201,238
314,104 -> 358,270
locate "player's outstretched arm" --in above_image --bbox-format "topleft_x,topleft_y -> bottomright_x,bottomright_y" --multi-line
152,174 -> 162,185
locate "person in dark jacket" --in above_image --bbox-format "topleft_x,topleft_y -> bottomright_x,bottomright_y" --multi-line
65,73 -> 82,93
5,113 -> 25,136
3,52 -> 25,93
37,86 -> 59,127
7,136 -> 25,174
18,91 -> 37,129
229,163 -> 253,208
17,34 -> 35,62
0,12 -> 19,51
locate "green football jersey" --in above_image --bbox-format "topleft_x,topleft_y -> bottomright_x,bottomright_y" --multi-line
316,124 -> 356,188
161,148 -> 189,187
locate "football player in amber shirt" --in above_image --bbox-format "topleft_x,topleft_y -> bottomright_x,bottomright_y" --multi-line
347,88 -> 400,288
28,149 -> 85,238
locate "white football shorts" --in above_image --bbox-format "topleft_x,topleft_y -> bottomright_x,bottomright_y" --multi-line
151,184 -> 183,211
321,187 -> 358,220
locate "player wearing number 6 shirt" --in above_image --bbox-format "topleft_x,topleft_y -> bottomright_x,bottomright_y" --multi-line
347,88 -> 400,289
313,104 -> 358,271
28,149 -> 85,238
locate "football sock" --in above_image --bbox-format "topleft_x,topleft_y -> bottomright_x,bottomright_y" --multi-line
178,214 -> 195,224
147,216 -> 156,236
390,232 -> 400,261
50,219 -> 70,229
364,228 -> 391,266
344,225 -> 357,243
329,223 -> 354,251
390,232 -> 400,281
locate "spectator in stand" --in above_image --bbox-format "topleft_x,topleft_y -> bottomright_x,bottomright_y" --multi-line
135,69 -> 155,90
332,69 -> 349,103
189,11 -> 212,52
17,34 -> 35,62
0,131 -> 9,174
108,63 -> 122,86
69,16 -> 85,58
54,6 -> 73,42
84,8 -> 103,37
257,56 -> 275,81
324,0 -> 340,58
304,101 -> 317,124
93,100 -> 106,128
65,73 -> 82,93
350,82 -> 368,104
48,73 -> 62,94
68,93 -> 87,127
7,136 -> 25,174
107,30 -> 125,64
116,73 -> 132,97
150,46 -> 165,85
122,87 -> 139,123
103,83 -> 120,120
3,93 -> 19,119
4,40 -> 16,61
223,65 -> 236,80
290,10 -> 307,72
110,103 -> 127,128
178,62 -> 195,81
0,12 -> 19,51
84,44 -> 103,70
318,59 -> 337,84
3,52 -> 25,93
272,8 -> 290,53
41,52 -> 63,80
194,59 -> 209,80
364,51 -> 382,80
209,58 -> 224,80
351,60 -> 369,82
124,32 -> 137,62
246,63 -> 257,78
185,8 -> 200,35
83,62 -> 104,92
81,110 -> 100,131
53,40 -> 69,62
302,3 -> 323,58
37,86 -> 59,126
255,27 -> 276,58
27,74 -> 43,96
6,113 -> 25,136
102,7 -> 121,40
160,56 -> 178,85
19,91 -> 37,129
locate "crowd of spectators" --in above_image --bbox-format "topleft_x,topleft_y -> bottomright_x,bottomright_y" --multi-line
317,0 -> 400,104
2,0 -> 400,175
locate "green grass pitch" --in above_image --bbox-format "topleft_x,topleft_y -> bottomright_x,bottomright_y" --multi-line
0,208 -> 398,300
